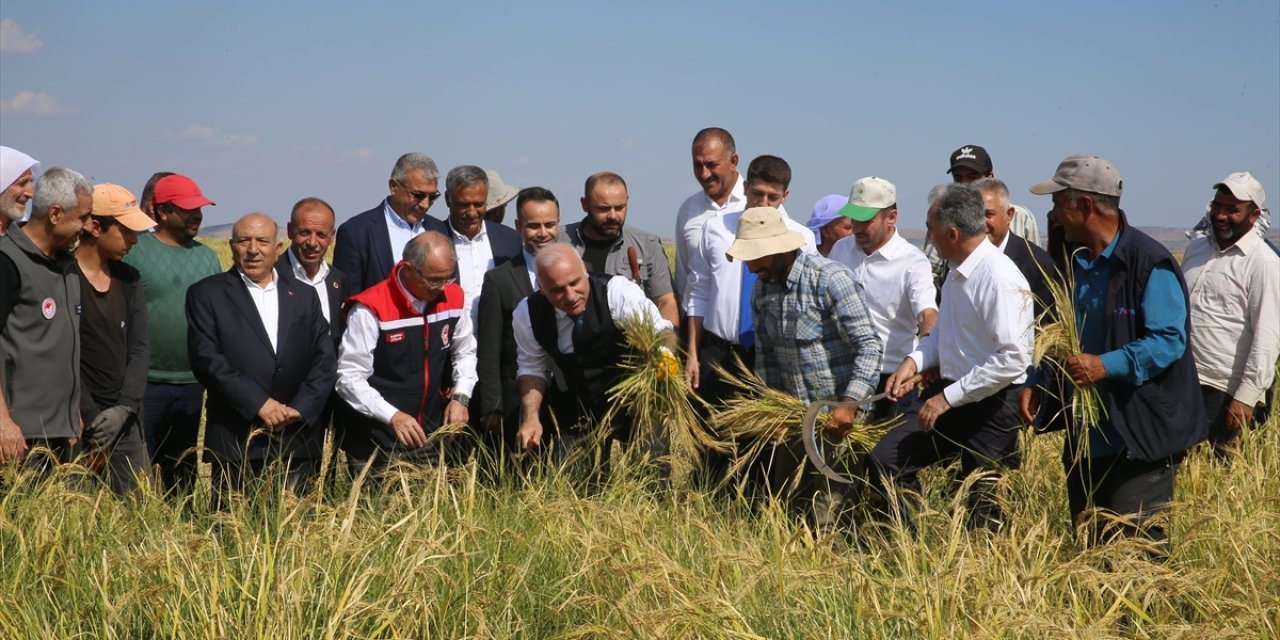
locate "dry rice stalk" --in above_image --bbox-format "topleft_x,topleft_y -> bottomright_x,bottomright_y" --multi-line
709,354 -> 900,484
598,313 -> 725,474
1033,248 -> 1106,456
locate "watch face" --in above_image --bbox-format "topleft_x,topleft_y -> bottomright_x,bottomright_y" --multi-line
455,394 -> 470,407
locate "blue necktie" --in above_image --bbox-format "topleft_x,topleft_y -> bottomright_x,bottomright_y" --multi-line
738,262 -> 756,348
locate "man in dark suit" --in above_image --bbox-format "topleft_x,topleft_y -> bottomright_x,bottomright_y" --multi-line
187,213 -> 336,494
276,197 -> 350,347
334,153 -> 448,295
276,197 -> 350,472
476,187 -> 563,450
974,178 -> 1059,320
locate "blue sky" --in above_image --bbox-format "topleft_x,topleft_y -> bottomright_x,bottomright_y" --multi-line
2,1 -> 1277,237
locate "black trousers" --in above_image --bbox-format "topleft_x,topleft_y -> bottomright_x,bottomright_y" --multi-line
691,332 -> 753,487
868,382 -> 1023,529
1064,448 -> 1180,549
1201,385 -> 1269,457
871,373 -> 918,422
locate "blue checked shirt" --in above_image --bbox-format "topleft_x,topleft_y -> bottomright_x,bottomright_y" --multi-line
752,253 -> 883,406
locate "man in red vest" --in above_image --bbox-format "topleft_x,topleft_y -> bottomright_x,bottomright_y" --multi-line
334,231 -> 476,475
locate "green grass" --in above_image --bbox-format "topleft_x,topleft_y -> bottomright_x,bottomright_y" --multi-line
2,408 -> 1277,638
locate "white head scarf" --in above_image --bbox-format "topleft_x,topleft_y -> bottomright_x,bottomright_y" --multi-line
1,146 -> 40,191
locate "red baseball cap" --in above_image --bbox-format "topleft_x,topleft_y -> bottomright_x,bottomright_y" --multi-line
153,174 -> 215,209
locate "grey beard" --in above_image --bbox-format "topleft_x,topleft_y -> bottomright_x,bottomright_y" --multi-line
0,205 -> 24,222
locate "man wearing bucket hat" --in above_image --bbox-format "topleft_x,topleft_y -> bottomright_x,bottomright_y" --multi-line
1018,155 -> 1205,552
0,167 -> 93,464
828,177 -> 937,421
483,169 -> 521,225
806,194 -> 853,258
0,146 -> 39,236
72,184 -> 157,493
728,206 -> 881,520
123,173 -> 221,493
1181,171 -> 1279,457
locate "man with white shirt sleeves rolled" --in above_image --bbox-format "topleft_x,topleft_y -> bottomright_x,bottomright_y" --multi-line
684,155 -> 816,401
1182,171 -> 1280,455
871,183 -> 1034,531
512,244 -> 674,452
674,127 -> 747,302
334,231 -> 476,474
828,177 -> 938,420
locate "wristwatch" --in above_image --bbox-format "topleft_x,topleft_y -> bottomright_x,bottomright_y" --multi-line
454,393 -> 471,407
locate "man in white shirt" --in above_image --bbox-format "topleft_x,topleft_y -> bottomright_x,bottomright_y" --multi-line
186,213 -> 337,495
1182,171 -> 1280,456
872,183 -> 1034,531
685,155 -> 816,399
828,176 -> 938,420
674,127 -> 746,302
278,198 -> 351,347
443,165 -> 521,328
513,244 -> 673,455
334,232 -> 477,475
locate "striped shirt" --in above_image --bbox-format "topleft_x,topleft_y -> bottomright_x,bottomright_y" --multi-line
752,252 -> 882,406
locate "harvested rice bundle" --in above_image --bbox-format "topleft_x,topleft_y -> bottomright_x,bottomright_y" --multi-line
1033,249 -> 1106,453
709,355 -> 899,484
599,314 -> 725,473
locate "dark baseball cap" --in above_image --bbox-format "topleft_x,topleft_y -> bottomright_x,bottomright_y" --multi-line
947,145 -> 993,175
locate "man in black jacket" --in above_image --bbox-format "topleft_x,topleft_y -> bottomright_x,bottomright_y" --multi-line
476,187 -> 563,452
73,183 -> 156,494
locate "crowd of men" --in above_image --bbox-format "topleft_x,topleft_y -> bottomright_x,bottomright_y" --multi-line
1,131 -> 1277,550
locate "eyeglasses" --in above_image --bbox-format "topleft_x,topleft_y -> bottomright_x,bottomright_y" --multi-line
395,179 -> 441,204
409,264 -> 456,289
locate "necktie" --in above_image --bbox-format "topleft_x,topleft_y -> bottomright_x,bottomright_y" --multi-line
738,262 -> 757,348
572,314 -> 585,348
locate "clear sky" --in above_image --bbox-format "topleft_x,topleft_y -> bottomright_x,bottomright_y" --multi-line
2,1 -> 1277,237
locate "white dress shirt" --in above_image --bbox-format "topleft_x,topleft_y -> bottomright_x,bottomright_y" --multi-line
238,268 -> 280,354
450,220 -> 496,327
383,199 -> 428,265
513,277 -> 672,381
909,239 -> 1033,407
336,275 -> 478,424
829,230 -> 937,373
685,208 -> 816,343
287,249 -> 332,325
1182,231 -> 1280,406
674,174 -> 747,302
523,249 -> 538,288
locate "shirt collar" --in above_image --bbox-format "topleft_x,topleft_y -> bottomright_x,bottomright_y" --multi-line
954,238 -> 997,279
449,219 -> 488,243
393,267 -> 428,312
1219,227 -> 1262,255
383,198 -> 422,233
783,252 -> 810,290
1074,228 -> 1122,271
287,247 -> 329,283
867,229 -> 907,259
996,231 -> 1011,251
238,267 -> 278,291
703,173 -> 746,211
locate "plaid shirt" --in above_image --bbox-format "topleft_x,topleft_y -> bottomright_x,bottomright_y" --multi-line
752,253 -> 883,405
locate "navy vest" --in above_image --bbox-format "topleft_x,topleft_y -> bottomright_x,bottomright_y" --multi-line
527,273 -> 627,422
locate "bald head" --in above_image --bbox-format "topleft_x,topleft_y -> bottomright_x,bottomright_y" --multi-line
403,230 -> 456,267
230,213 -> 281,286
534,244 -> 590,317
398,231 -> 457,301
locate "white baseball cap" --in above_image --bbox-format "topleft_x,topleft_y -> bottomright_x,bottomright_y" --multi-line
839,176 -> 897,222
1214,171 -> 1265,209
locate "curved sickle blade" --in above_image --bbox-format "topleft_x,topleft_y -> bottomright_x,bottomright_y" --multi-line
801,399 -> 859,484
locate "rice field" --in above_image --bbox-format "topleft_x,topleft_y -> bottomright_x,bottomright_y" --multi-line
9,236 -> 1266,638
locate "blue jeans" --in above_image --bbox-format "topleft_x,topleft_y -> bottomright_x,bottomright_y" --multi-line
142,382 -> 204,493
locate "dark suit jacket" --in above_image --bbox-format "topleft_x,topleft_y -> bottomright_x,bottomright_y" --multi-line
274,252 -> 351,349
333,201 -> 448,296
476,253 -> 535,419
186,269 -> 337,463
1002,232 -> 1060,321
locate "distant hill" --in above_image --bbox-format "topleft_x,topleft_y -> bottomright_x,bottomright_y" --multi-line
199,222 -> 287,240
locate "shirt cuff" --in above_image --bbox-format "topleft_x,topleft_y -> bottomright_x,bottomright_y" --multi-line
1099,350 -> 1130,380
942,383 -> 967,407
372,400 -> 399,425
1233,383 -> 1266,409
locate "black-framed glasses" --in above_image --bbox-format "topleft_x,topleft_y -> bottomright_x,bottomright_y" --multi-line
395,179 -> 441,204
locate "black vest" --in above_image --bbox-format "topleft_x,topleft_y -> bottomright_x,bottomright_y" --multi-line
527,274 -> 626,421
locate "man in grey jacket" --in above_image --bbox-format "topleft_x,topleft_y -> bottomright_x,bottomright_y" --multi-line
0,167 -> 93,464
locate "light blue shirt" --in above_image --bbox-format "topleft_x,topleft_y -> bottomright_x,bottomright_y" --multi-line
382,198 -> 426,263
